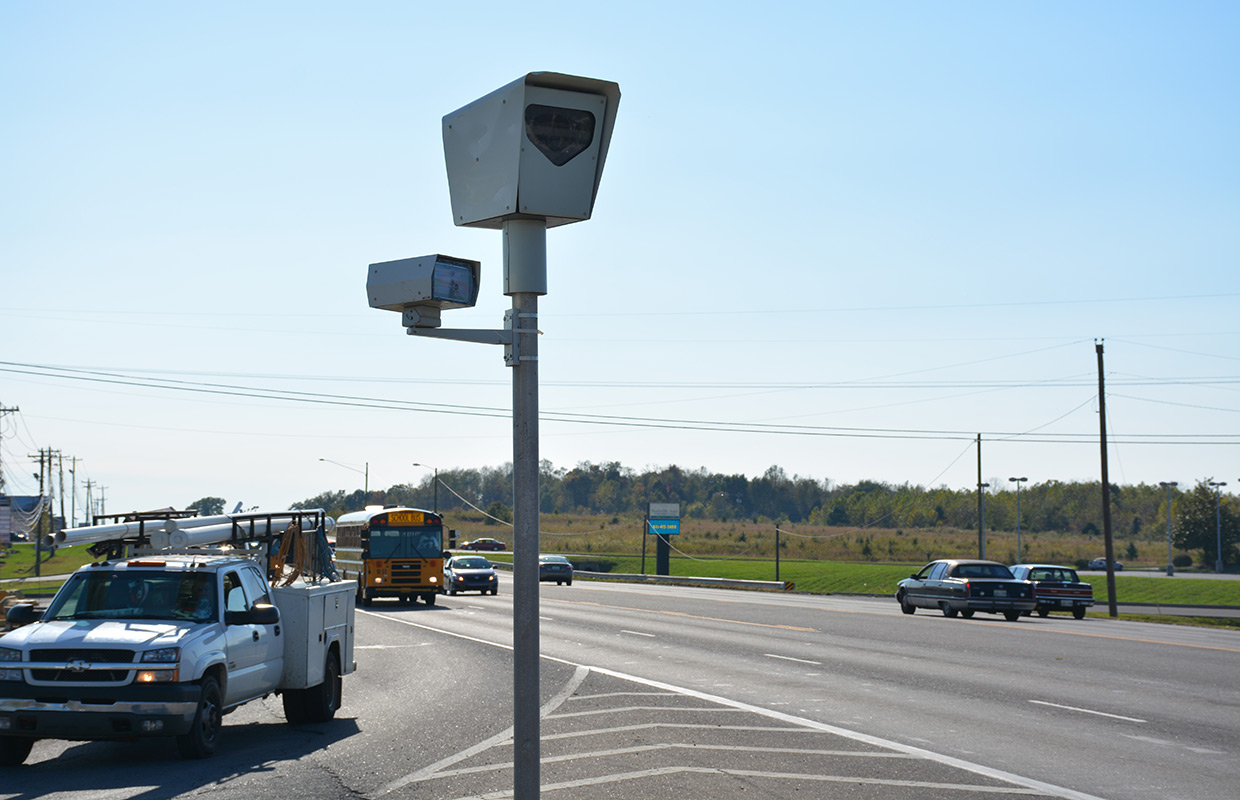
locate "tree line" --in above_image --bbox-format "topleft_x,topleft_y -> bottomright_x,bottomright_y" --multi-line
270,461 -> 1237,566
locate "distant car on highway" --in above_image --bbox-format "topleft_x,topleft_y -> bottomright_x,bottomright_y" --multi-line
896,559 -> 1036,621
1087,558 -> 1123,571
443,555 -> 498,595
460,538 -> 506,551
538,554 -> 574,585
1010,563 -> 1095,619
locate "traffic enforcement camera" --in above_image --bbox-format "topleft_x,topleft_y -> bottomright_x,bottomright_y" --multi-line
367,254 -> 481,328
442,72 -> 621,229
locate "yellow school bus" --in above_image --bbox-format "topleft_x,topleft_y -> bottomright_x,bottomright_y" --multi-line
333,507 -> 446,606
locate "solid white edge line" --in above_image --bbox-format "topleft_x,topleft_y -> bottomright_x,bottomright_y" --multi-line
361,609 -> 1108,800
1029,700 -> 1147,723
764,653 -> 822,665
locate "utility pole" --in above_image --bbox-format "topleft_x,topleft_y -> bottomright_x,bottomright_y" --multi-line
84,479 -> 95,524
29,449 -> 46,578
0,404 -> 18,493
98,485 -> 108,518
69,457 -> 80,529
58,452 -> 66,534
1097,341 -> 1118,617
976,434 -> 984,559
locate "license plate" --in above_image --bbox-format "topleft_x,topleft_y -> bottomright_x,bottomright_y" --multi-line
995,589 -> 1007,597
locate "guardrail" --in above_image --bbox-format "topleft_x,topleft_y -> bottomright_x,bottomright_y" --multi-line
488,562 -> 792,592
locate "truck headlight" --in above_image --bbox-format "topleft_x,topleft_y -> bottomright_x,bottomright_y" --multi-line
140,647 -> 181,664
0,648 -> 21,681
136,669 -> 179,683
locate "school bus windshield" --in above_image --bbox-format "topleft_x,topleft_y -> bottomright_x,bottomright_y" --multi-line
366,527 -> 443,559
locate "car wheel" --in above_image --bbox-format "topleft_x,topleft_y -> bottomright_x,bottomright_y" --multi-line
960,610 -> 975,619
0,736 -> 34,766
490,588 -> 498,596
1003,610 -> 1022,622
1037,608 -> 1050,617
941,604 -> 958,618
176,676 -> 223,759
897,592 -> 916,615
566,579 -> 572,586
1072,607 -> 1087,620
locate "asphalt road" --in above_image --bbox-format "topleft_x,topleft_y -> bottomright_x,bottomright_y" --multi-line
4,576 -> 1238,800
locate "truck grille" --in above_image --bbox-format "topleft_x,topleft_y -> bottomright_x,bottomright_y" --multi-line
29,649 -> 136,682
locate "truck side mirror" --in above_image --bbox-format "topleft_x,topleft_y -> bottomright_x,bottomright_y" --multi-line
225,603 -> 280,626
5,603 -> 42,627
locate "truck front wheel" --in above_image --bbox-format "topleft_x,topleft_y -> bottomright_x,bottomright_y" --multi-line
0,736 -> 34,766
177,676 -> 223,759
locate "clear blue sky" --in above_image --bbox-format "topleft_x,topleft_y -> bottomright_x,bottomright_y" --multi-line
2,1 -> 1237,518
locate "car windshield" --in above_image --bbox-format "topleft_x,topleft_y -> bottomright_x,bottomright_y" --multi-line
541,556 -> 569,564
452,557 -> 490,570
951,563 -> 1014,579
44,571 -> 218,622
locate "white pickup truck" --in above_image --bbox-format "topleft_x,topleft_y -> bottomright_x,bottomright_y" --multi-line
0,553 -> 355,765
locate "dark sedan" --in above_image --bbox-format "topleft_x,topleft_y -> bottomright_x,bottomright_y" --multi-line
538,554 -> 574,585
896,559 -> 1036,621
443,555 -> 499,595
460,538 -> 507,551
1010,563 -> 1094,619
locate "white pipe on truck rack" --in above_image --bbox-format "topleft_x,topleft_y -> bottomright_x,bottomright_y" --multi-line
167,519 -> 294,548
55,512 -> 334,548
56,521 -> 163,547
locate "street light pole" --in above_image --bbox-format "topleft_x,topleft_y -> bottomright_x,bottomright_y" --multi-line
1009,477 -> 1028,562
1209,481 -> 1227,573
1159,481 -> 1177,576
412,463 -> 439,514
319,458 -> 368,493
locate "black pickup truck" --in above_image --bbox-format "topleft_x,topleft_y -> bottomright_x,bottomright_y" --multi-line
1010,563 -> 1095,619
896,559 -> 1037,621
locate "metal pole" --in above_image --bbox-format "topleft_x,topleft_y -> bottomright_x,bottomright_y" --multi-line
1160,481 -> 1177,576
775,526 -> 780,582
976,434 -> 983,559
505,218 -> 544,800
1209,481 -> 1226,573
1016,483 -> 1021,563
1009,477 -> 1027,562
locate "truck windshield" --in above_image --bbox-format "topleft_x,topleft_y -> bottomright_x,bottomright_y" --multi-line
44,572 -> 218,622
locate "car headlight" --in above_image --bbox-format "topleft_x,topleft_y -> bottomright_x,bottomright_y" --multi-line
0,647 -> 20,663
136,668 -> 179,683
141,647 -> 181,664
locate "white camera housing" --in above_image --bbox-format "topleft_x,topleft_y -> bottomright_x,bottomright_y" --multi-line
443,72 -> 620,229
367,254 -> 481,328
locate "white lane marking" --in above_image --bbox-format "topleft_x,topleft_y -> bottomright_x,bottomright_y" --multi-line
355,643 -> 431,649
765,653 -> 822,665
1029,700 -> 1147,723
373,661 -> 588,798
443,766 -> 1053,798
419,743 -> 917,781
547,706 -> 740,720
620,629 -> 655,637
362,609 -> 1107,800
